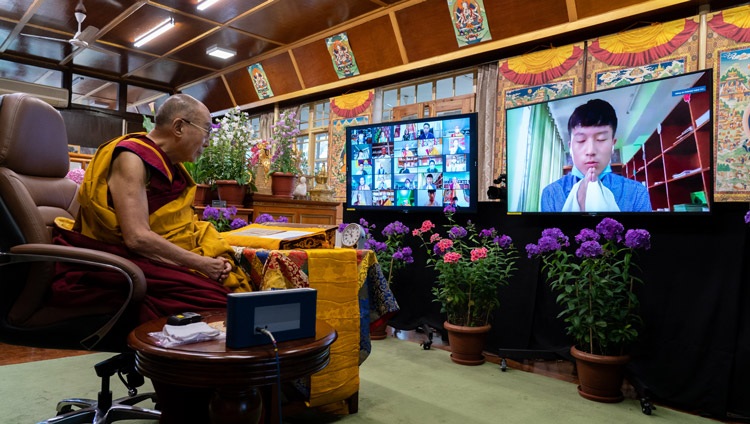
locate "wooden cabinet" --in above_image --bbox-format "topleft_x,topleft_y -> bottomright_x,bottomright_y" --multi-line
624,73 -> 712,212
251,194 -> 340,225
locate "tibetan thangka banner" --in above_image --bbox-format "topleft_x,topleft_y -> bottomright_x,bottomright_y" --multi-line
496,43 -> 586,175
448,0 -> 491,46
331,116 -> 369,200
248,63 -> 273,99
585,17 -> 699,92
326,33 -> 360,79
707,5 -> 750,202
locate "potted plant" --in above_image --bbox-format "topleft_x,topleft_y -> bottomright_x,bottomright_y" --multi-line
340,218 -> 412,339
413,205 -> 519,365
267,110 -> 302,198
203,107 -> 257,206
525,217 -> 651,402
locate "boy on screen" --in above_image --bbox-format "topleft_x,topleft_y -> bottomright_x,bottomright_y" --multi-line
540,99 -> 651,212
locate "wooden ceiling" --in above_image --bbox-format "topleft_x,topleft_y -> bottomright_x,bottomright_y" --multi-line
0,0 -> 734,114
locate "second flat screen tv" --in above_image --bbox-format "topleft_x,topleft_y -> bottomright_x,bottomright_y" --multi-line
505,69 -> 714,215
345,112 -> 478,213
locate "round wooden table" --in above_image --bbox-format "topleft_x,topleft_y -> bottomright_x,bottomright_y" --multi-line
127,310 -> 336,424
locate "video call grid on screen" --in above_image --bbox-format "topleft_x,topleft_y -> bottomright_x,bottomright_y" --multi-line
504,69 -> 713,215
346,113 -> 478,212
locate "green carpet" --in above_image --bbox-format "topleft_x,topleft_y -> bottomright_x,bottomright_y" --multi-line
0,338 -> 714,424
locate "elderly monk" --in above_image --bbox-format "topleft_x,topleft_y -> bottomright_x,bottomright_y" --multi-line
51,94 -> 251,323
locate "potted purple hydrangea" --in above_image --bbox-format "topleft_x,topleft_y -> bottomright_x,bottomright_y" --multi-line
526,217 -> 651,402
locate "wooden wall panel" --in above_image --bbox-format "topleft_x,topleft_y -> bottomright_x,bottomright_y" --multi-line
346,16 -> 404,73
574,0 -> 651,19
258,54 -> 304,95
292,42 -> 339,88
181,77 -> 234,113
225,67 -> 258,106
484,0 -> 569,40
395,2 -> 459,62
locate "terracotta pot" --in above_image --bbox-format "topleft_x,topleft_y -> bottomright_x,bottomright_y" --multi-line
370,321 -> 388,340
570,346 -> 630,403
215,180 -> 246,207
193,183 -> 211,207
443,321 -> 491,366
270,172 -> 296,198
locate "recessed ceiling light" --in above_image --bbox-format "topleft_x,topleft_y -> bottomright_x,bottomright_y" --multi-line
134,17 -> 175,48
197,0 -> 221,11
206,45 -> 236,59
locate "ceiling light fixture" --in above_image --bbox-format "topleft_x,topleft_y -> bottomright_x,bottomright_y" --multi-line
134,17 -> 175,48
206,45 -> 236,59
197,0 -> 221,11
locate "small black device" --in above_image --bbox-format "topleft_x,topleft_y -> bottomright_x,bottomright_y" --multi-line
166,312 -> 203,326
226,288 -> 317,348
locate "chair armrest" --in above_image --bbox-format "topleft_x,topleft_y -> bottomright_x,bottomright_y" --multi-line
3,243 -> 147,349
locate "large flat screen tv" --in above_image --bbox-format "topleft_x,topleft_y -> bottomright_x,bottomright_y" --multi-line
505,69 -> 713,215
345,112 -> 478,213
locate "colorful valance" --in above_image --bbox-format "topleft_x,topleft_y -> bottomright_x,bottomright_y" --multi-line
588,18 -> 698,67
708,6 -> 750,43
330,90 -> 374,118
499,44 -> 583,85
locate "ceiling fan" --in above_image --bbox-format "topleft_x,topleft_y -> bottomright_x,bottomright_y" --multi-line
20,0 -> 118,57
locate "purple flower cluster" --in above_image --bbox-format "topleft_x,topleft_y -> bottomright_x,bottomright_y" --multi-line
576,240 -> 603,258
595,217 -> 624,242
364,238 -> 387,252
202,206 -> 247,232
495,234 -> 513,249
745,210 -> 750,225
443,204 -> 456,214
624,229 -> 651,250
382,221 -> 409,237
65,168 -> 86,184
392,247 -> 414,263
448,225 -> 468,239
253,213 -> 288,224
575,228 -> 599,244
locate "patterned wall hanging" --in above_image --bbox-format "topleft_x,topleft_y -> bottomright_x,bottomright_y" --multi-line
495,43 -> 586,176
326,33 -> 360,79
707,5 -> 750,202
328,90 -> 374,200
248,63 -> 273,99
447,0 -> 492,47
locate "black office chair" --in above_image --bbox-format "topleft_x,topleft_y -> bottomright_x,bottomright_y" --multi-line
0,93 -> 160,423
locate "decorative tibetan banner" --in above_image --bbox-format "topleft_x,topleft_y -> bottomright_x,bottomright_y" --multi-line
585,17 -> 700,92
247,63 -> 273,99
330,116 -> 369,200
447,0 -> 491,47
495,43 -> 586,175
326,33 -> 360,79
707,5 -> 750,202
328,90 -> 374,200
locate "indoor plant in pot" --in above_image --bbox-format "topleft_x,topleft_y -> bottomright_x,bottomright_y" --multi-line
525,217 -> 651,402
267,110 -> 302,198
413,204 -> 518,365
203,107 -> 256,206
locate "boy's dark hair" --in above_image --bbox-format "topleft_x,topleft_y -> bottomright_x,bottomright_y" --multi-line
567,98 -> 618,137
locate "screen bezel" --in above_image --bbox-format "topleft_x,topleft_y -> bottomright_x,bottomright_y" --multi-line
504,69 -> 714,216
345,112 -> 479,213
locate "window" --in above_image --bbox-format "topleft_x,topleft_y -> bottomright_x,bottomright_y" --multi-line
380,70 -> 476,121
296,100 -> 330,174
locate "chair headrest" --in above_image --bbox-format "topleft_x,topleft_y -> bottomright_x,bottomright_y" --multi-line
0,93 -> 69,178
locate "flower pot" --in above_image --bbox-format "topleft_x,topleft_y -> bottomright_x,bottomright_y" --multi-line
370,320 -> 389,340
443,321 -> 491,366
270,172 -> 296,198
215,180 -> 246,207
570,346 -> 630,403
193,183 -> 211,207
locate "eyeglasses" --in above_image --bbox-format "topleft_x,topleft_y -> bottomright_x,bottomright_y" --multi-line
180,118 -> 211,135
